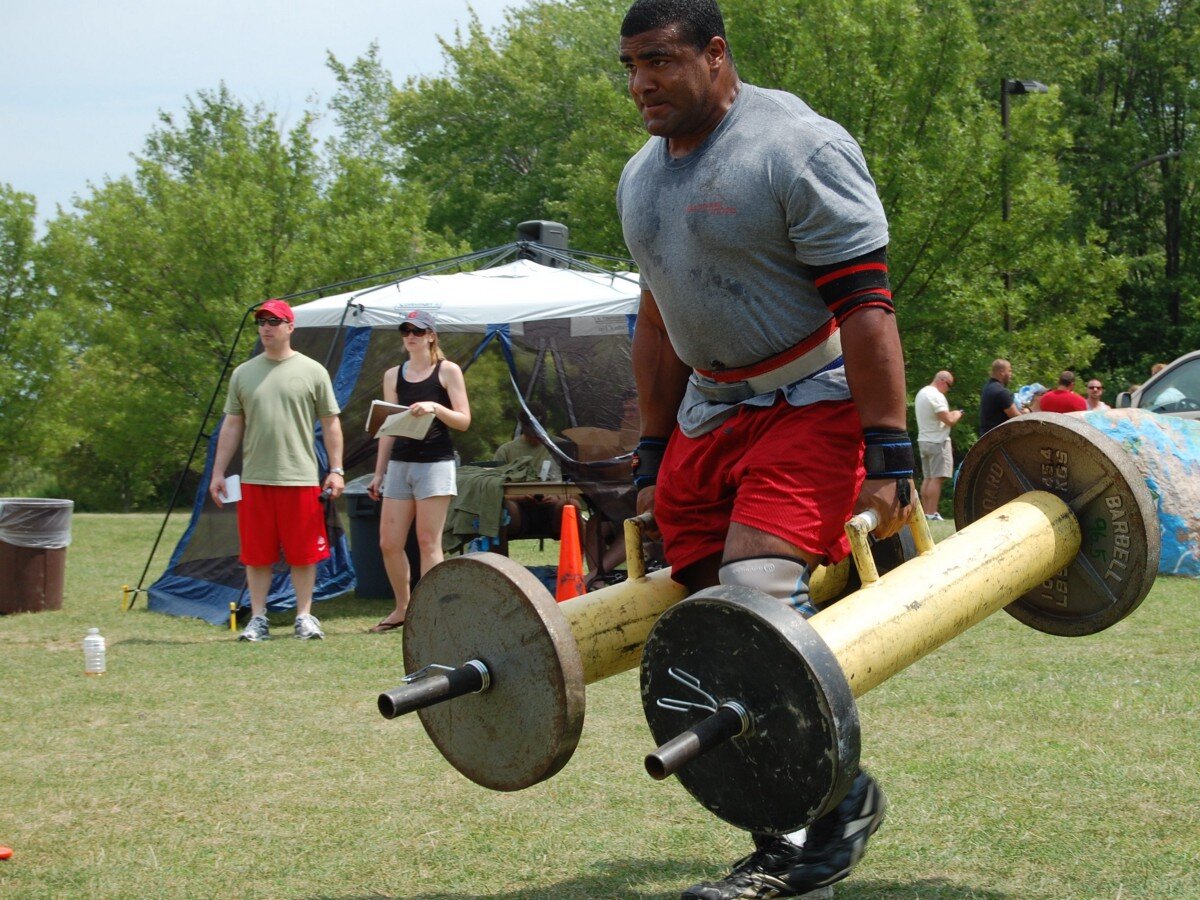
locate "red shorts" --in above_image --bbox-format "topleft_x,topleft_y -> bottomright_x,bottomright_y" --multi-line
237,484 -> 330,567
655,400 -> 865,580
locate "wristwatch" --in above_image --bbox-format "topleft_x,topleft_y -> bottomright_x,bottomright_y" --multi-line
329,467 -> 345,476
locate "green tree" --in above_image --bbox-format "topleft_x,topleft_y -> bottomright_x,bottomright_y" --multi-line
974,0 -> 1199,389
388,0 -> 643,253
1070,0 -> 1199,382
33,85 -> 454,509
0,185 -> 68,494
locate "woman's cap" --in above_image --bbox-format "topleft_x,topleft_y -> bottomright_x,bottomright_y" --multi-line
400,309 -> 437,332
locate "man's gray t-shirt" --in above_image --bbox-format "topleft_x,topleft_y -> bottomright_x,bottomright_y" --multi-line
224,352 -> 340,485
617,83 -> 889,435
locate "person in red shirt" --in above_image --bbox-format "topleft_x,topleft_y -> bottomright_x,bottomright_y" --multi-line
1039,370 -> 1088,413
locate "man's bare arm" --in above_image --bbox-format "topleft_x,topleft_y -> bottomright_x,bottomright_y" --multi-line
631,288 -> 690,520
840,308 -> 915,538
209,414 -> 245,508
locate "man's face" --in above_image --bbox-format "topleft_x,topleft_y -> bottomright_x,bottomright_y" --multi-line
256,315 -> 294,346
619,25 -> 725,144
1087,381 -> 1103,396
998,363 -> 1012,385
937,374 -> 954,394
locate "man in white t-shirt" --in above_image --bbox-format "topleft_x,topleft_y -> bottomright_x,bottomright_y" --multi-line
914,370 -> 962,520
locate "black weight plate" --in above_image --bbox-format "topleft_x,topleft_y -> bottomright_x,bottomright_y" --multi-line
954,413 -> 1159,635
402,553 -> 585,791
641,586 -> 859,834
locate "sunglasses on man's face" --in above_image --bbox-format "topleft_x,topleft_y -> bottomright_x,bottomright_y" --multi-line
256,316 -> 287,327
400,325 -> 429,336
1088,384 -> 1104,390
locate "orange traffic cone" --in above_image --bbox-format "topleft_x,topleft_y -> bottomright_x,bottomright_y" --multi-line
555,505 -> 587,602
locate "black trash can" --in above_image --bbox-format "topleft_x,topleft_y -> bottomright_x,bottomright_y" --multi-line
343,478 -> 419,599
0,498 -> 74,614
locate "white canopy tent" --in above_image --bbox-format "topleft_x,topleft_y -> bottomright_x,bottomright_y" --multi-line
292,259 -> 641,332
143,249 -> 644,625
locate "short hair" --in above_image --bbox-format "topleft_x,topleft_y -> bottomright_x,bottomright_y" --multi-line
518,400 -> 547,431
621,0 -> 727,50
990,358 -> 1011,377
1058,370 -> 1076,387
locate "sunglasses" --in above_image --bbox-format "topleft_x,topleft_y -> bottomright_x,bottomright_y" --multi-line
1088,384 -> 1103,390
256,316 -> 288,327
400,325 -> 430,336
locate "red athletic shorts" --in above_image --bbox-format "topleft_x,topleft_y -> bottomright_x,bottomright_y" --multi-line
655,399 -> 865,580
237,484 -> 331,567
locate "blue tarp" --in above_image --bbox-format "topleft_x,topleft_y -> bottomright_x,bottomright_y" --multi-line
147,327 -> 370,624
1082,409 -> 1200,578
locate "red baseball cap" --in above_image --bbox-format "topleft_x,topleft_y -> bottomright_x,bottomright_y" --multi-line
256,299 -> 294,322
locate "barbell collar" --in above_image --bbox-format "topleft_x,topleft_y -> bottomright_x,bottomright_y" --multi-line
377,659 -> 491,719
645,701 -> 750,781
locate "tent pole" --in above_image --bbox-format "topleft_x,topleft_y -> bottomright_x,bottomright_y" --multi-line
548,340 -> 579,428
130,307 -> 256,606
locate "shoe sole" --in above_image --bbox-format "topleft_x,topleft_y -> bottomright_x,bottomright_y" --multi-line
295,633 -> 324,640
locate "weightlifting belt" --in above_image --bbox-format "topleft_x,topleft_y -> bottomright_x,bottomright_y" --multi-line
690,321 -> 843,404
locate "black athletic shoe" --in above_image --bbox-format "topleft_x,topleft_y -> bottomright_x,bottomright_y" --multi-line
681,834 -> 804,899
681,771 -> 886,899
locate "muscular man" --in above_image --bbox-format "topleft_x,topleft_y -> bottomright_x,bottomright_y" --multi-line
914,370 -> 962,520
617,1 -> 915,896
211,299 -> 345,641
979,358 -> 1023,435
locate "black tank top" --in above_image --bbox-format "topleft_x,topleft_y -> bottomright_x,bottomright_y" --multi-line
391,360 -> 456,462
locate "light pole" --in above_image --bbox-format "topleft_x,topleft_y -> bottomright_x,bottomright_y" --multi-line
1000,78 -> 1048,323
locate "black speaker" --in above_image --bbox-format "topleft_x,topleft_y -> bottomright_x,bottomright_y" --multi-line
517,220 -> 569,267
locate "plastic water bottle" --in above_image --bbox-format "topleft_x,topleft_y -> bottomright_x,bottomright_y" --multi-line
83,628 -> 106,675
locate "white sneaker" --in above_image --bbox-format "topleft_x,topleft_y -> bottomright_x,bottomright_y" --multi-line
925,512 -> 944,521
294,613 -> 325,640
238,615 -> 270,642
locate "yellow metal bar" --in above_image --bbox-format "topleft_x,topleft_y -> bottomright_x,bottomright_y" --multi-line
560,568 -> 687,683
560,533 -> 852,685
812,491 -> 1080,697
909,508 -> 936,555
810,558 -> 850,605
845,512 -> 880,584
623,513 -> 655,582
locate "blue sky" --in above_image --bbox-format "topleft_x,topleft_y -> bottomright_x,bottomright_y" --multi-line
0,0 -> 532,225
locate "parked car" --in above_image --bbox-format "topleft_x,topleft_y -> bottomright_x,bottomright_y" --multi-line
1115,350 -> 1200,419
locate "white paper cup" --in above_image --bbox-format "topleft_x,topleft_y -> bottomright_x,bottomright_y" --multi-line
220,474 -> 242,503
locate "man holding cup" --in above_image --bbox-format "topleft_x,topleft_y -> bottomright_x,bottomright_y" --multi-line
210,299 -> 345,641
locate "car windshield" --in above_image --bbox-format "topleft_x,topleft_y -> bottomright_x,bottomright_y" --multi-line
1143,357 -> 1200,413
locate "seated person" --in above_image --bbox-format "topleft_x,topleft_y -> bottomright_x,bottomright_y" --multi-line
561,388 -> 653,590
494,404 -> 562,481
496,403 -> 582,543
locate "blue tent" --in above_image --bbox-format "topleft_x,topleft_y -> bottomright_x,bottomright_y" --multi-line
143,241 -> 640,625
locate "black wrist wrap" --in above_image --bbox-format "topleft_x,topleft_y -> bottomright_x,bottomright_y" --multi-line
632,437 -> 669,490
862,427 -> 915,479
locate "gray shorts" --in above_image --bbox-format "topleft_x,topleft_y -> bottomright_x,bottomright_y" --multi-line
382,459 -> 458,501
919,440 -> 953,480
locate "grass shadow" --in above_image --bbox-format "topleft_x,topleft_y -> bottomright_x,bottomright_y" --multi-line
845,879 -> 1012,898
309,864 -> 1014,900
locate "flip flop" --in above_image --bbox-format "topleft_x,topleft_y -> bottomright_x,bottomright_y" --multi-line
368,619 -> 404,633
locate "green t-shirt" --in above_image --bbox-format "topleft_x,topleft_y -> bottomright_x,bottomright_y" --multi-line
493,438 -> 560,481
224,352 -> 340,485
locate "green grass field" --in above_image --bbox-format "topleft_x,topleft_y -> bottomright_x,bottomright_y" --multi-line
1,513 -> 1197,898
